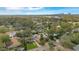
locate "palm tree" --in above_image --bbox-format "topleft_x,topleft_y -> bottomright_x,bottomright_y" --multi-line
0,34 -> 10,48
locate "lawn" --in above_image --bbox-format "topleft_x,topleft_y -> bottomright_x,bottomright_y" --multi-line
27,42 -> 37,50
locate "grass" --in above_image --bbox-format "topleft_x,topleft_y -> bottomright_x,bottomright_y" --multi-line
0,39 -> 4,48
27,42 -> 37,50
0,34 -> 6,48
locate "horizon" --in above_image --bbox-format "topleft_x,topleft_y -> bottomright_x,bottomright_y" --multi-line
0,7 -> 79,15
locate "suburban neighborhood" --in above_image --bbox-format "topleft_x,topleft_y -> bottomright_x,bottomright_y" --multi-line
0,14 -> 79,51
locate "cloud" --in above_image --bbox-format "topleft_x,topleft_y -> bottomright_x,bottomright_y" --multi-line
5,7 -> 44,11
6,7 -> 22,10
0,0 -> 79,7
5,7 -> 24,11
27,7 -> 44,10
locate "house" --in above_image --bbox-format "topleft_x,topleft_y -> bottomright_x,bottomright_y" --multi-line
6,31 -> 16,38
32,34 -> 41,42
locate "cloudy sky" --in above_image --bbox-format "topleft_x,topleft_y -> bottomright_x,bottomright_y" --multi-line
0,7 -> 79,15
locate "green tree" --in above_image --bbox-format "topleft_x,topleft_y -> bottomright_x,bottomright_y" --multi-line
0,34 -> 10,48
61,32 -> 79,49
16,30 -> 32,51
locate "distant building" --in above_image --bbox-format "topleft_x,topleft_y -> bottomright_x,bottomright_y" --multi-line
54,16 -> 61,19
52,16 -> 61,21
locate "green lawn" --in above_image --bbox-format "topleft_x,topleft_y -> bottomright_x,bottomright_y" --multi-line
27,42 -> 37,50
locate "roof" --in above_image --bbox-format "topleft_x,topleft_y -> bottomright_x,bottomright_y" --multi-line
32,34 -> 41,40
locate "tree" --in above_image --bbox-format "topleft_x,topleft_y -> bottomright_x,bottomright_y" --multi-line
48,40 -> 55,50
16,30 -> 32,51
0,34 -> 10,48
60,32 -> 79,49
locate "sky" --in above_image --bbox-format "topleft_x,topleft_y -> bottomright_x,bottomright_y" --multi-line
0,7 -> 79,15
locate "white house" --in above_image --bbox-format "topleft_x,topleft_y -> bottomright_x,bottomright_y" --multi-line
6,31 -> 16,38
